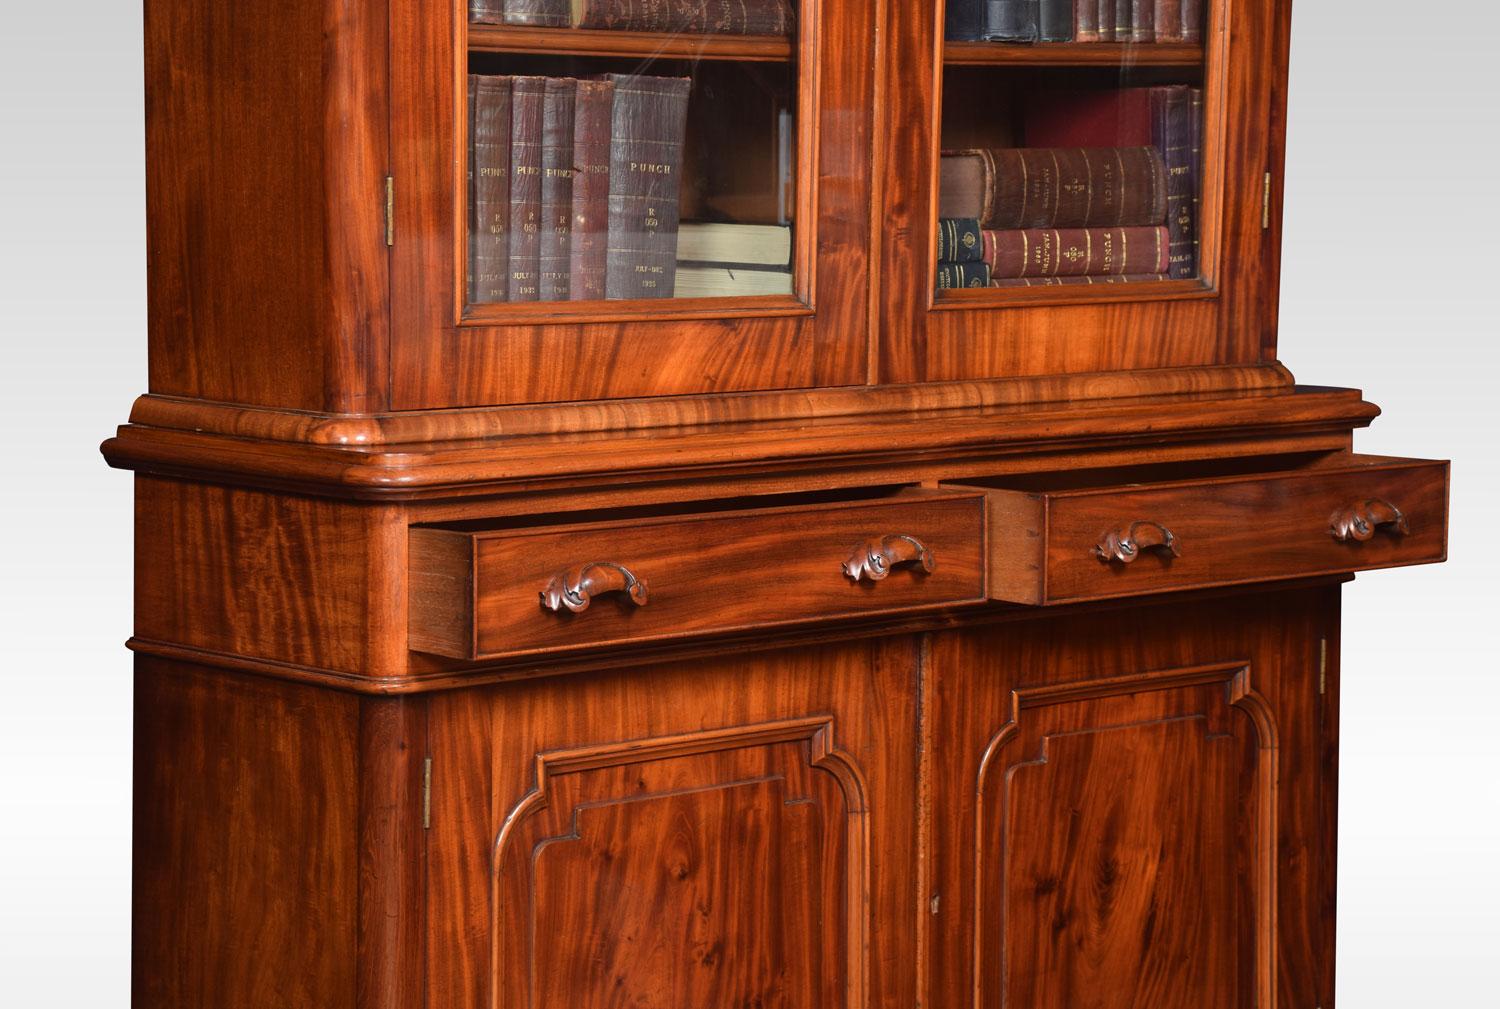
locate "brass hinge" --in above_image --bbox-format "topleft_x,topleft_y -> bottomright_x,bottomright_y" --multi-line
1261,171 -> 1273,230
422,756 -> 432,830
1319,637 -> 1328,695
385,177 -> 396,247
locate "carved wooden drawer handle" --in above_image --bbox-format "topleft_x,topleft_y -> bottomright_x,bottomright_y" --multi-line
844,534 -> 936,582
1095,521 -> 1182,564
1330,498 -> 1409,542
540,562 -> 649,613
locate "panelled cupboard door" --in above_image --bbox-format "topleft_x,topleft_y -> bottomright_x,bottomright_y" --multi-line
425,639 -> 919,1009
922,586 -> 1335,1009
880,0 -> 1290,382
389,0 -> 875,409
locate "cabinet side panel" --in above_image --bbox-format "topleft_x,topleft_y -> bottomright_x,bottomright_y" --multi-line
145,0 -> 388,411
133,657 -> 361,1009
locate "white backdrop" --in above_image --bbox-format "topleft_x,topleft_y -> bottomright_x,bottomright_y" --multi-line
1,0 -> 1495,1003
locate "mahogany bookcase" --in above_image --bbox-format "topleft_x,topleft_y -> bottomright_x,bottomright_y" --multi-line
104,1 -> 1449,1007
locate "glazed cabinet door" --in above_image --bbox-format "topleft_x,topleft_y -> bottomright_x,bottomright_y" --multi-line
880,0 -> 1292,382
424,639 -> 920,1009
922,586 -> 1337,1009
389,0 -> 875,408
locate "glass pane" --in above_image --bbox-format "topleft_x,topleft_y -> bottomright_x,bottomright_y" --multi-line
936,1 -> 1206,294
465,4 -> 798,306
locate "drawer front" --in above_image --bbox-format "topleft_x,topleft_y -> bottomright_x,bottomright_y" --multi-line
410,493 -> 986,660
981,456 -> 1448,605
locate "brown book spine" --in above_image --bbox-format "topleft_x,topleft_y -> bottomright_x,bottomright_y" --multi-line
470,75 -> 512,304
502,0 -> 570,27
539,78 -> 576,302
1131,0 -> 1154,40
1113,0 -> 1131,41
576,0 -> 794,35
1097,0 -> 1115,41
1154,0 -> 1182,40
569,79 -> 615,301
966,147 -> 1167,230
604,74 -> 692,300
983,226 -> 1171,277
1074,0 -> 1099,41
991,272 -> 1171,287
469,0 -> 507,24
1181,0 -> 1201,42
507,77 -> 546,302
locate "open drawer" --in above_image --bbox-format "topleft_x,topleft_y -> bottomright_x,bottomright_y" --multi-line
408,489 -> 987,660
949,454 -> 1449,606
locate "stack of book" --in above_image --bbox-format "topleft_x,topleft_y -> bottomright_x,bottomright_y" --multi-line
935,85 -> 1202,290
468,73 -> 692,303
675,223 -> 794,298
945,0 -> 1201,43
472,0 -> 795,36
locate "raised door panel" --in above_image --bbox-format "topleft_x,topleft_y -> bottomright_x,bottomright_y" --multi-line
427,639 -> 918,1009
924,586 -> 1335,1009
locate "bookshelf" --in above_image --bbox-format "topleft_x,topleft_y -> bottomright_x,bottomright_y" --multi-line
111,3 -> 1451,1009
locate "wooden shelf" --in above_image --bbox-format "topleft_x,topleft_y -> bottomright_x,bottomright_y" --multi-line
468,24 -> 794,63
944,42 -> 1204,68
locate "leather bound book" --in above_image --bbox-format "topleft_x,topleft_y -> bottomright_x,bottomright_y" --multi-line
1189,87 -> 1203,272
1154,0 -> 1182,40
1181,0 -> 1201,42
984,225 -> 1171,277
470,75 -> 512,304
992,272 -> 1170,286
937,219 -> 986,263
1039,0 -> 1075,41
985,1 -> 1040,41
502,0 -> 570,27
1074,0 -> 1099,41
1130,0 -> 1154,40
1097,0 -> 1115,43
507,76 -> 546,302
539,78 -> 576,301
569,79 -> 615,301
470,0 -> 505,24
604,74 -> 692,300
939,147 -> 1168,229
1023,88 -> 1152,147
935,262 -> 992,289
576,0 -> 795,36
945,0 -> 987,40
1113,0 -> 1132,41
1150,85 -> 1197,279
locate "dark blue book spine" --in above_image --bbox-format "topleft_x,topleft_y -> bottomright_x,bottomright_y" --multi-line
937,219 -> 985,263
945,0 -> 987,40
935,262 -> 993,289
1039,0 -> 1074,40
985,0 -> 1040,41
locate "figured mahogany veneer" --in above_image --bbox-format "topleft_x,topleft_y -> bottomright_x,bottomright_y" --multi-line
409,491 -> 987,660
963,454 -> 1449,605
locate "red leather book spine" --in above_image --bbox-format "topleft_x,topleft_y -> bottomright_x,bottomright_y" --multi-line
569,79 -> 615,301
507,76 -> 546,302
502,0 -> 570,27
539,78 -> 577,301
992,272 -> 1171,287
469,75 -> 512,304
1154,0 -> 1182,40
576,0 -> 794,35
983,225 -> 1171,277
1131,0 -> 1154,40
604,74 -> 692,300
975,147 -> 1167,230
